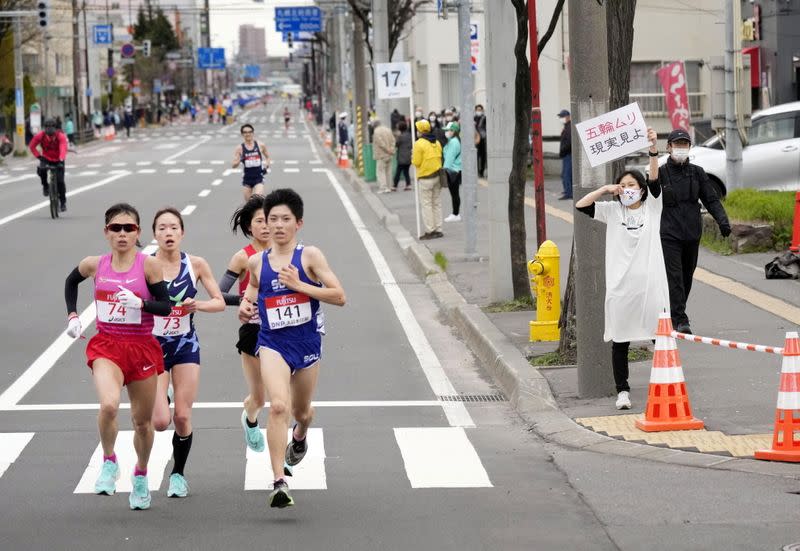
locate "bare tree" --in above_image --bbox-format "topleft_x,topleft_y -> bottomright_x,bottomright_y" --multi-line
347,0 -> 432,63
558,0 -> 637,362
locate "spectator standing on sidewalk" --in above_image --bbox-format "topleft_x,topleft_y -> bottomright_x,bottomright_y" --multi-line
558,109 -> 573,200
372,118 -> 396,194
337,113 -> 349,152
393,121 -> 413,191
657,129 -> 731,334
428,111 -> 447,148
64,114 -> 75,145
575,128 -> 668,411
442,122 -> 462,222
412,119 -> 444,240
124,110 -> 134,138
474,105 -> 487,178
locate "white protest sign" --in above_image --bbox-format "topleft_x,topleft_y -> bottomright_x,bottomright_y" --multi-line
375,62 -> 412,99
575,102 -> 650,168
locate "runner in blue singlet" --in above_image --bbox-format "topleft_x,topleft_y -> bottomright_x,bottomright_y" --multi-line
239,188 -> 346,509
150,207 -> 225,498
232,124 -> 271,201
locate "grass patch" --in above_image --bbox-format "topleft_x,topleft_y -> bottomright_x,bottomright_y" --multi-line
700,232 -> 733,255
433,251 -> 448,272
483,295 -> 534,313
529,345 -> 652,367
723,189 -> 796,249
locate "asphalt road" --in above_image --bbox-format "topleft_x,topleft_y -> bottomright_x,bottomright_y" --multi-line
0,104 -> 798,550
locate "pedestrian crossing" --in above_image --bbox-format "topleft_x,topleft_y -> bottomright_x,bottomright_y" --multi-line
0,427 -> 493,493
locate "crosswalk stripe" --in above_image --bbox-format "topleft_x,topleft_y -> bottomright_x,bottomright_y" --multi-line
197,168 -> 213,174
0,433 -> 34,478
74,431 -> 174,493
394,428 -> 492,488
245,428 -> 326,490
283,168 -> 300,173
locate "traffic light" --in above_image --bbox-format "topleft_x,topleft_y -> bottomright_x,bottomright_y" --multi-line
37,0 -> 48,28
142,39 -> 151,58
287,32 -> 293,50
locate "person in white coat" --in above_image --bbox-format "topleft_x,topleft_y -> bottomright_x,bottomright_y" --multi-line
575,128 -> 668,410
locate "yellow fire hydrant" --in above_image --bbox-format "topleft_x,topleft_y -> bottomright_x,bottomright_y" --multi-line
528,240 -> 561,342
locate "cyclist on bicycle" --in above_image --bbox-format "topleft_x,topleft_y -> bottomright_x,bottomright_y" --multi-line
29,118 -> 68,212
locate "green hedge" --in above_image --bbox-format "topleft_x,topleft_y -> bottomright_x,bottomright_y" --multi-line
723,189 -> 796,248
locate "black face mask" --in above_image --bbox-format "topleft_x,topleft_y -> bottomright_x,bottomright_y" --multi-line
45,127 -> 55,136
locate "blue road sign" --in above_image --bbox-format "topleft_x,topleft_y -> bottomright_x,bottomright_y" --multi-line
275,6 -> 322,33
244,65 -> 261,79
93,24 -> 112,45
197,47 -> 226,70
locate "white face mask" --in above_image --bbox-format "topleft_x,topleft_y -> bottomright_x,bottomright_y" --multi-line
620,188 -> 642,207
670,147 -> 690,162
445,131 -> 454,139
429,116 -> 437,123
559,117 -> 567,124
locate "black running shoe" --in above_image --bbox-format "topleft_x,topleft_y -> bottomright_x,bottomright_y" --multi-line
284,426 -> 308,467
269,479 -> 294,508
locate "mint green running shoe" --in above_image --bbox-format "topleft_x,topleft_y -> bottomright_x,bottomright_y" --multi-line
167,473 -> 189,498
129,475 -> 151,510
240,410 -> 265,452
94,460 -> 120,495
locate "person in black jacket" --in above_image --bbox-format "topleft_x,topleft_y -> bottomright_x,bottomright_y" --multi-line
557,109 -> 572,200
657,128 -> 731,334
474,105 -> 487,177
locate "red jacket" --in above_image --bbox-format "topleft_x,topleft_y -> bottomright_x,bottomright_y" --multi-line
29,131 -> 67,163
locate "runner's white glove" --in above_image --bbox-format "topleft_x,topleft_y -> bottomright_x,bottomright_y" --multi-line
66,315 -> 81,339
116,285 -> 143,309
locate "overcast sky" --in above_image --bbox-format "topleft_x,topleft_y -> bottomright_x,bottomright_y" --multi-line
209,0 -> 315,59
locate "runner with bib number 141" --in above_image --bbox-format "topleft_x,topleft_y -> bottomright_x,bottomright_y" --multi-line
238,189 -> 346,510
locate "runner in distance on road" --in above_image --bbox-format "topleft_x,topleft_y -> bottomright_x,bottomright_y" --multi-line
150,207 -> 225,498
63,203 -> 173,510
232,124 -> 271,202
239,188 -> 346,509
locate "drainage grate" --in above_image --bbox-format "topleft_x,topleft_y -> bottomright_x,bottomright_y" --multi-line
438,393 -> 507,403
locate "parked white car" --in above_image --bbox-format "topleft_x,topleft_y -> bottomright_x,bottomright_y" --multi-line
661,102 -> 800,197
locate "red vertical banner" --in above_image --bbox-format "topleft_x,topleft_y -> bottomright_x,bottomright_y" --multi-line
656,61 -> 691,131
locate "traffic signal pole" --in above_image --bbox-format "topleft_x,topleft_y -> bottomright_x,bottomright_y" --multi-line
13,17 -> 26,154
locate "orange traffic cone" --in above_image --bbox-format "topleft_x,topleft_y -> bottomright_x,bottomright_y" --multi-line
755,332 -> 800,462
635,312 -> 704,432
337,144 -> 350,168
324,132 -> 332,149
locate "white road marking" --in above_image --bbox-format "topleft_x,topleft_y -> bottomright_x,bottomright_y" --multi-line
78,171 -> 98,176
0,172 -> 132,229
181,205 -> 197,215
211,179 -> 222,186
210,160 -> 224,165
5,400 -> 444,411
222,168 -> 240,176
0,433 -> 35,479
136,161 -> 152,166
87,163 -> 101,168
111,162 -> 127,167
198,189 -> 211,197
283,168 -> 300,173
167,168 -> 185,174
185,160 -> 201,165
304,124 -> 321,162
196,168 -> 213,174
0,174 -> 36,187
245,428 -> 326,490
155,143 -> 179,150
394,428 -> 492,488
11,166 -> 26,171
309,160 -> 322,165
137,169 -> 156,174
284,160 -> 299,164
74,431 -> 174,493
317,168 -> 474,427
0,243 -> 156,409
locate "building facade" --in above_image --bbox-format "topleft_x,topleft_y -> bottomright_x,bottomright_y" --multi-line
238,24 -> 267,64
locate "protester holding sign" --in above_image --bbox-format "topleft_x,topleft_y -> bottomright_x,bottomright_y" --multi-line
575,128 -> 668,411
657,129 -> 731,335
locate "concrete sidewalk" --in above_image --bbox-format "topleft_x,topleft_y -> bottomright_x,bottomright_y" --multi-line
313,127 -> 800,478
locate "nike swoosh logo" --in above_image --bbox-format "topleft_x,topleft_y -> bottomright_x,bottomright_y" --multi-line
142,364 -> 154,371
125,278 -> 137,284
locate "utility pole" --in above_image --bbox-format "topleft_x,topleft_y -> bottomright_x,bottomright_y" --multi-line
568,0 -> 612,398
372,0 -> 390,124
484,0 -> 515,301
528,0 -> 546,246
72,0 -> 82,136
353,15 -> 369,160
13,17 -> 26,154
457,0 -> 478,257
44,32 -> 51,117
82,0 -> 91,118
724,0 -> 743,191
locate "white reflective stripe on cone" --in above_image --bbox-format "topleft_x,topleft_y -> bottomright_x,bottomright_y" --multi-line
655,335 -> 677,351
649,367 -> 686,384
776,393 -> 800,410
780,355 -> 800,374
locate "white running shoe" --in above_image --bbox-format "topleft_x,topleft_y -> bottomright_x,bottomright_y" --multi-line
444,214 -> 461,222
615,391 -> 631,410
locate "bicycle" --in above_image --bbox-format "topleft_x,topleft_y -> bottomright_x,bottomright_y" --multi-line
41,161 -> 62,219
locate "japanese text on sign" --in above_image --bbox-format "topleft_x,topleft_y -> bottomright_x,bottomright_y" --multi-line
574,102 -> 650,168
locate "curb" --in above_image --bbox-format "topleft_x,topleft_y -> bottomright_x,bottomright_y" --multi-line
313,129 -> 800,480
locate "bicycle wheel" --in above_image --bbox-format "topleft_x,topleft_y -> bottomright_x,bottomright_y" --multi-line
48,168 -> 58,219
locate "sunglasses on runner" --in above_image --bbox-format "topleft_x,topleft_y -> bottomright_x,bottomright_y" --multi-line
105,223 -> 139,233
